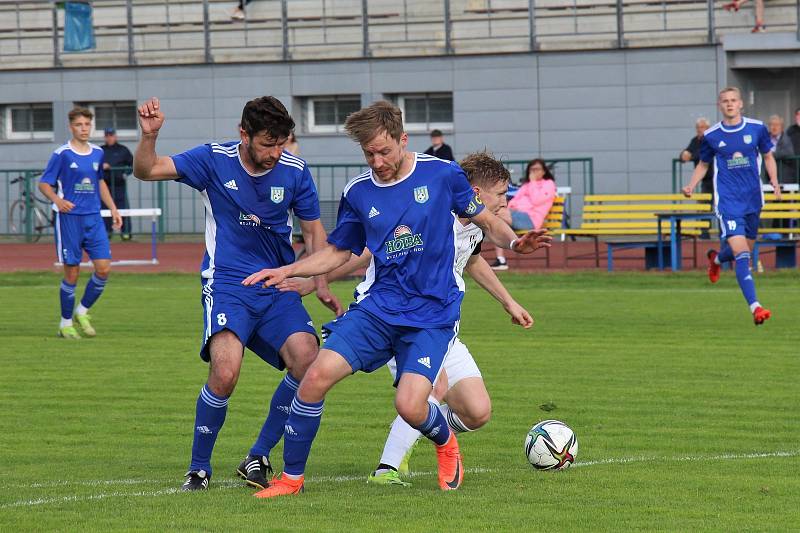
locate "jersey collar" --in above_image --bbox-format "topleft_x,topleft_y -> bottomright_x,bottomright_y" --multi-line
369,152 -> 417,188
719,119 -> 746,133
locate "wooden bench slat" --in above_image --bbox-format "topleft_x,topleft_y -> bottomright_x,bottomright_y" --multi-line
585,204 -> 712,212
584,194 -> 712,202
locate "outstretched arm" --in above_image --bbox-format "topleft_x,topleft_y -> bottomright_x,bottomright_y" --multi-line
469,208 -> 552,254
299,218 -> 343,315
243,242 -> 352,288
133,97 -> 179,181
464,254 -> 533,328
279,250 -> 372,297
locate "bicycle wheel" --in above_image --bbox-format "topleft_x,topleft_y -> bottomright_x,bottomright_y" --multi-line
7,200 -> 27,237
31,207 -> 51,243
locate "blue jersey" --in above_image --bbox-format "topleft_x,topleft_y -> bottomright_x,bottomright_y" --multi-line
172,142 -> 321,283
40,142 -> 105,215
700,118 -> 774,216
327,153 -> 484,328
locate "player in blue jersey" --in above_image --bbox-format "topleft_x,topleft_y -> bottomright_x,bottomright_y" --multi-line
683,87 -> 781,325
243,101 -> 550,498
38,107 -> 123,339
133,96 -> 342,491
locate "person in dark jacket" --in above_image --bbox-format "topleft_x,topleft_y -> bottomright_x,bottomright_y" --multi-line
101,128 -> 134,240
424,129 -> 454,161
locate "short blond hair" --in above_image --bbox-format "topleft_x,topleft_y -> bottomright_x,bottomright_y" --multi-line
343,100 -> 404,145
718,87 -> 742,100
68,107 -> 93,123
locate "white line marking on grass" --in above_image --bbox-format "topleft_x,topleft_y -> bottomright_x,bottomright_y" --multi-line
2,451 -> 796,509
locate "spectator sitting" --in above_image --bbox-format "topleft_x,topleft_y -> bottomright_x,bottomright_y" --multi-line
767,115 -> 795,183
491,158 -> 556,270
724,0 -> 765,32
424,129 -> 454,161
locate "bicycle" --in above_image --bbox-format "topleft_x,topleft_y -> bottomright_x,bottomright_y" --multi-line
7,173 -> 54,242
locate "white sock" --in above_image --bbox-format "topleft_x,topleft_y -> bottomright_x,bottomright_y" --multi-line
749,301 -> 761,313
714,256 -> 721,265
60,318 -> 73,328
439,403 -> 473,433
378,415 -> 423,470
75,303 -> 89,316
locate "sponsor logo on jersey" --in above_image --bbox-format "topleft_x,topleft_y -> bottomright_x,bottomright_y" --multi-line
417,356 -> 431,368
414,185 -> 429,203
368,206 -> 380,218
743,134 -> 752,144
271,186 -> 284,203
224,179 -> 239,190
726,151 -> 751,169
385,225 -> 424,255
238,212 -> 261,227
73,176 -> 95,192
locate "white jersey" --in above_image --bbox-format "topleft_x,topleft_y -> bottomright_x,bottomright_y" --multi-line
453,220 -> 484,276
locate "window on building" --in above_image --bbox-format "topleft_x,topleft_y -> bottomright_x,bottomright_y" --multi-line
75,101 -> 138,138
305,96 -> 361,133
2,103 -> 54,140
395,93 -> 453,132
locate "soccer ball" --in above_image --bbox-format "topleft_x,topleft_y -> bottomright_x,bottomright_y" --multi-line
524,419 -> 578,470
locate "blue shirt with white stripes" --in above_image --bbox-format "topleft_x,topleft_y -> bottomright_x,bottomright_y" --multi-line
40,142 -> 105,215
172,141 -> 321,282
700,117 -> 774,216
327,153 -> 484,328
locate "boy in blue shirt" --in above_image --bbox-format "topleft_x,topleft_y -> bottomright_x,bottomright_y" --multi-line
683,87 -> 781,325
38,107 -> 122,339
244,101 -> 550,497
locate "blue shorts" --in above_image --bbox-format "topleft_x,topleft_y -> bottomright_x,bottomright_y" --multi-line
718,212 -> 760,240
55,212 -> 111,265
510,210 -> 535,230
321,305 -> 459,385
200,279 -> 318,369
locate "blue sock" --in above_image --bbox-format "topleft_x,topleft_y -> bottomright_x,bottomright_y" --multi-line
249,373 -> 299,458
80,273 -> 107,309
283,396 -> 324,476
60,280 -> 76,320
717,245 -> 734,264
734,251 -> 758,308
412,401 -> 452,446
189,384 -> 229,475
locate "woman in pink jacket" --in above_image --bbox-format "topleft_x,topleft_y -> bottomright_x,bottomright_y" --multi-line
491,159 -> 556,270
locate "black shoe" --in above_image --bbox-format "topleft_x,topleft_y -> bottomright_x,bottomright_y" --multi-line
490,258 -> 509,271
236,454 -> 273,489
182,469 -> 210,491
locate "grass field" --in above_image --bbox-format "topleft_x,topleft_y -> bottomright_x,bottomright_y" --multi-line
1,270 -> 799,532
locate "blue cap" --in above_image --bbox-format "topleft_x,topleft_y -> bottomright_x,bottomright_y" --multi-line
103,127 -> 116,135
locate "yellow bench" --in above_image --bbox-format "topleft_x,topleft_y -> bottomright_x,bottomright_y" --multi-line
551,194 -> 713,269
753,192 -> 800,268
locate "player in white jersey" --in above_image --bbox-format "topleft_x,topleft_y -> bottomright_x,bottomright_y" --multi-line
279,152 -> 536,486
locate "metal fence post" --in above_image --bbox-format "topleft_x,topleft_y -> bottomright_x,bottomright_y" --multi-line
616,0 -> 625,48
528,0 -> 537,51
362,0 -> 370,58
202,0 -> 212,63
126,0 -> 135,65
52,2 -> 61,67
24,171 -> 34,243
444,0 -> 453,54
157,181 -> 166,241
707,0 -> 716,44
281,0 -> 289,61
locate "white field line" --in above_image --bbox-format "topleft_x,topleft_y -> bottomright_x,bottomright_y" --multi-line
1,451 -> 797,509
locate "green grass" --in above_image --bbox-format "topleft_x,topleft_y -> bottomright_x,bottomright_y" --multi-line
1,271 -> 799,532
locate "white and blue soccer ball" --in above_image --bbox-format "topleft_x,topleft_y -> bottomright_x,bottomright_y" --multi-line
524,419 -> 578,470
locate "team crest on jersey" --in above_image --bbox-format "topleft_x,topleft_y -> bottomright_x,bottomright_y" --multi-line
385,224 -> 424,256
743,135 -> 752,144
92,162 -> 99,171
413,186 -> 429,204
271,186 -> 284,203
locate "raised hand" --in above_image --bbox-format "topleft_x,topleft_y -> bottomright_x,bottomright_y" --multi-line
138,97 -> 165,135
512,228 -> 552,254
